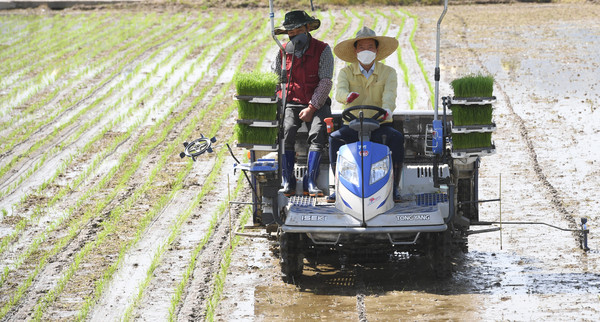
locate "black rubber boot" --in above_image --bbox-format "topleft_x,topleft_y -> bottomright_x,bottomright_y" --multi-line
280,150 -> 296,196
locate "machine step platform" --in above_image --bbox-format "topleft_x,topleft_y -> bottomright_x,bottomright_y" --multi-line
287,193 -> 448,218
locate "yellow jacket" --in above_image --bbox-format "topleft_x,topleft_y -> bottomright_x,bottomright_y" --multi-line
335,61 -> 397,123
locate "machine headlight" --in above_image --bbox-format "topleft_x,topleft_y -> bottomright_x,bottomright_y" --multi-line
370,156 -> 390,184
339,156 -> 359,186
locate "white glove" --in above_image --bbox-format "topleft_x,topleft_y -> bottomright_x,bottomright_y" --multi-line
383,109 -> 393,120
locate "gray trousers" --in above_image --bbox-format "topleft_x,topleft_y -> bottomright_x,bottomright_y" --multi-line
282,98 -> 331,152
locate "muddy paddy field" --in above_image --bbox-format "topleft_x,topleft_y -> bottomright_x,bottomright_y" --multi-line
0,2 -> 599,321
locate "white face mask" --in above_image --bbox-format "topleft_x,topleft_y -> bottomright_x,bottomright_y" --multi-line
357,50 -> 376,65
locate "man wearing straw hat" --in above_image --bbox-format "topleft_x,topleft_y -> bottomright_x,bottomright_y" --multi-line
272,10 -> 334,197
327,26 -> 404,203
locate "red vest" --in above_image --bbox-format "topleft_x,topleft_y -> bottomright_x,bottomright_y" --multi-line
277,37 -> 327,105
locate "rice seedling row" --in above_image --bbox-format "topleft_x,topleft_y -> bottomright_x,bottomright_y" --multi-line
0,16 -> 198,206
0,13 -> 83,75
118,19 -> 267,321
330,9 -> 363,101
0,14 -> 152,124
203,205 -> 251,321
350,8 -> 365,31
385,10 -> 416,110
0,15 -> 195,189
164,29 -> 272,320
0,14 -> 131,112
0,13 -> 109,97
333,9 -> 352,46
373,9 -> 390,65
0,10 -> 239,292
0,13 -> 180,138
397,8 -> 434,108
0,13 -> 228,263
2,11 -> 260,316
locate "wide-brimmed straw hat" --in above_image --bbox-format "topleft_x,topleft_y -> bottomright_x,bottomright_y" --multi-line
274,10 -> 321,35
334,27 -> 399,63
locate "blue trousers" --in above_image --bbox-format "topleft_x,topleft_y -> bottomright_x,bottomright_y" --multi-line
329,124 -> 404,168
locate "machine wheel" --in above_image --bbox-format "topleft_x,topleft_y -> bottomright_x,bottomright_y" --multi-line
279,232 -> 304,283
427,230 -> 453,279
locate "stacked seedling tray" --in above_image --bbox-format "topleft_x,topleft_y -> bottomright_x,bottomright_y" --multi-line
234,71 -> 279,151
448,74 -> 496,159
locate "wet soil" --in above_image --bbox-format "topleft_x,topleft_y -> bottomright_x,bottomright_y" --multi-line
0,3 -> 599,321
217,3 -> 600,321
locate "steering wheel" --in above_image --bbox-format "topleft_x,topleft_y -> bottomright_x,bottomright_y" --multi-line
341,105 -> 387,123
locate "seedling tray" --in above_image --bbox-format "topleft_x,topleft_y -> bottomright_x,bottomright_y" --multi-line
451,122 -> 497,134
451,145 -> 496,158
236,119 -> 279,128
234,95 -> 278,104
236,143 -> 278,151
450,96 -> 496,105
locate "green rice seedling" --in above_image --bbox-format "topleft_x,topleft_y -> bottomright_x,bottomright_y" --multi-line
237,101 -> 277,121
451,133 -> 493,150
450,74 -> 494,149
449,105 -> 493,126
234,71 -> 278,143
235,124 -> 278,145
0,14 -> 235,315
233,71 -> 278,97
450,74 -> 494,98
449,74 -> 494,126
334,10 -> 352,46
397,8 -> 433,108
78,19 -> 254,321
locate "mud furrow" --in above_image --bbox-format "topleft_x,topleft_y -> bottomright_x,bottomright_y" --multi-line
0,26 -> 188,195
168,186 -> 248,321
0,18 -> 237,320
330,9 -> 362,111
0,16 -> 198,203
50,14 -> 264,320
0,14 -> 117,112
355,267 -> 367,322
30,26 -> 254,321
0,18 -> 211,260
454,14 -> 580,241
128,21 -> 270,321
0,13 -> 189,155
395,9 -> 431,110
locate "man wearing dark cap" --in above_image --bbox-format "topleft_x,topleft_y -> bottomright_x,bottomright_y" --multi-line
272,10 -> 333,197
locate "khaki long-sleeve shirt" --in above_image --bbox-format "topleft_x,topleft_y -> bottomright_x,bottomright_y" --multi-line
335,61 -> 397,123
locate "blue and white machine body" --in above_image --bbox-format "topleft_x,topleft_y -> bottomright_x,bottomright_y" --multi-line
335,141 -> 394,222
281,107 -> 452,243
